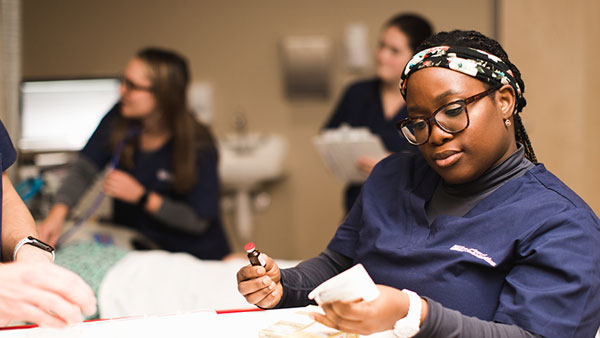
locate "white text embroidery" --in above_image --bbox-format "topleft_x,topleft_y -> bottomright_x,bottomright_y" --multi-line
450,244 -> 497,267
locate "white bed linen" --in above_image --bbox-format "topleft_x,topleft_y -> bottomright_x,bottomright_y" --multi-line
98,250 -> 299,318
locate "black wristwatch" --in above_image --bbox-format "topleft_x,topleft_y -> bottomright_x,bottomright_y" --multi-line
13,236 -> 55,261
137,190 -> 149,208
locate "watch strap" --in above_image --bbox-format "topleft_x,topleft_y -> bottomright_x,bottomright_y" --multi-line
13,236 -> 55,262
137,189 -> 149,208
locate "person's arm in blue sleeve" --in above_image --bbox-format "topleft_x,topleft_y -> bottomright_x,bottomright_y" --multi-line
416,298 -> 542,338
276,249 -> 352,308
275,248 -> 542,337
297,191 -> 547,337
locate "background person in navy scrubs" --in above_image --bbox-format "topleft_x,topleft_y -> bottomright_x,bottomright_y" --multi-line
323,13 -> 433,212
0,120 -> 96,327
38,47 -> 231,260
237,30 -> 600,337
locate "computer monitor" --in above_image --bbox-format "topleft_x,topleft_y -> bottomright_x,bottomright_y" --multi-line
19,77 -> 121,152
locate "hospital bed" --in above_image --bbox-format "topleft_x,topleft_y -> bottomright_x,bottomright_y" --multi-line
55,221 -> 299,319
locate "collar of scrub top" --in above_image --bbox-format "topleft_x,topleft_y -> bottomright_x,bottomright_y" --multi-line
56,127 -> 141,248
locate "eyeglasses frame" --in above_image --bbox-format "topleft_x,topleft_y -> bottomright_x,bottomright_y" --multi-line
397,85 -> 502,146
120,76 -> 153,92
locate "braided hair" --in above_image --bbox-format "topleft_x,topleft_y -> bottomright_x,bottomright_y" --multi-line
415,30 -> 537,163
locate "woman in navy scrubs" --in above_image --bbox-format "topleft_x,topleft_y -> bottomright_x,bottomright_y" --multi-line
237,31 -> 600,337
38,47 -> 230,260
323,14 -> 432,212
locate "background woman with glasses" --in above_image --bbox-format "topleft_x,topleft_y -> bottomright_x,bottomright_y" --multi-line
322,13 -> 433,213
38,47 -> 231,260
236,30 -> 600,338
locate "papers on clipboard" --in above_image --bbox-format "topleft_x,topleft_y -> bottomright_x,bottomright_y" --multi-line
313,125 -> 387,183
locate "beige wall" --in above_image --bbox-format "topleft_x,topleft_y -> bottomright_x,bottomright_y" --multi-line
500,0 -> 600,215
1,1 -> 19,145
1,0 -> 21,182
21,0 -> 494,259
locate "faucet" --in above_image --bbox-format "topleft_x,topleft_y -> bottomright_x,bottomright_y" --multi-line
231,110 -> 253,154
234,110 -> 247,136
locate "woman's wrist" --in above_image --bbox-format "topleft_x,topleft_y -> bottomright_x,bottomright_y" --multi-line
419,298 -> 429,325
140,191 -> 162,213
391,290 -> 428,338
15,244 -> 54,263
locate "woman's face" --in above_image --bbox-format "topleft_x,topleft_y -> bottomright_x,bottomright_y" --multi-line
405,67 -> 517,184
119,58 -> 157,119
376,26 -> 412,84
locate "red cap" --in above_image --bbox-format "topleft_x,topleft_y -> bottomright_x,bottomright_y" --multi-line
244,242 -> 256,253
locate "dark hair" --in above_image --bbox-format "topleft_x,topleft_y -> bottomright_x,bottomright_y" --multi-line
385,14 -> 434,52
113,47 -> 217,192
415,30 -> 537,163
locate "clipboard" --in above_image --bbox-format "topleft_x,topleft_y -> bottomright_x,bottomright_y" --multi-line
313,125 -> 387,183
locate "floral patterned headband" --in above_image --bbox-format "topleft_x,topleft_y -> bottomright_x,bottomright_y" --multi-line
399,45 -> 524,112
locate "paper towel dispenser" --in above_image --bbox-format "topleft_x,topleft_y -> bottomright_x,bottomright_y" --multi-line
280,36 -> 332,99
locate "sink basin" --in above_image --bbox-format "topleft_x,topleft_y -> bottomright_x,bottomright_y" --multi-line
218,133 -> 288,242
218,133 -> 288,190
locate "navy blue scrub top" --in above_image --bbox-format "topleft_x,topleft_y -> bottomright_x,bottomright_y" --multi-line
323,78 -> 417,211
0,120 -> 17,260
81,104 -> 230,259
327,152 -> 600,338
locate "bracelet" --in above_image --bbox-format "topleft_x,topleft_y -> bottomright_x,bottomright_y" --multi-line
392,289 -> 422,338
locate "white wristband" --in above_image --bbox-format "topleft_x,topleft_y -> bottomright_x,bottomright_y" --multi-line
392,289 -> 422,338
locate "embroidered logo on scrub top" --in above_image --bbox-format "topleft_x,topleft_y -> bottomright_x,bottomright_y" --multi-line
450,244 -> 497,267
157,169 -> 172,181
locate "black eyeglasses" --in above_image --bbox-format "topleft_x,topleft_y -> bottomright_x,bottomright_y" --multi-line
397,85 -> 501,146
120,76 -> 153,92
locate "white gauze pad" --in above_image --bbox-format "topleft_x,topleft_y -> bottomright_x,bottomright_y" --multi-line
308,263 -> 380,304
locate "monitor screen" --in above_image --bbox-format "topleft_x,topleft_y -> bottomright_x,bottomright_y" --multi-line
19,78 -> 121,152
